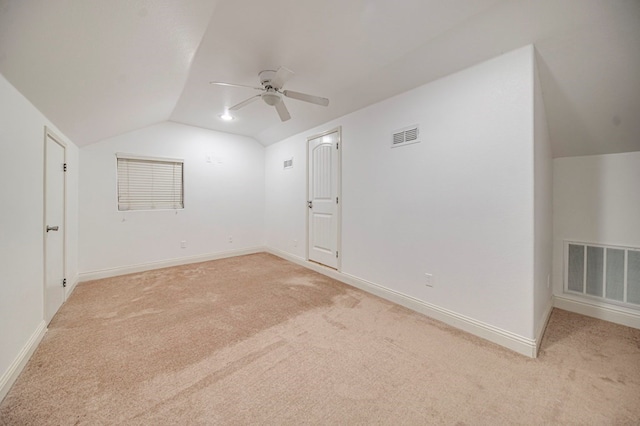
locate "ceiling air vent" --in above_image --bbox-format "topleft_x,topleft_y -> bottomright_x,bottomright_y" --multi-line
392,125 -> 420,148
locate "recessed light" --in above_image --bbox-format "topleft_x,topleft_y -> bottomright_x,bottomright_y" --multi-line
219,112 -> 234,121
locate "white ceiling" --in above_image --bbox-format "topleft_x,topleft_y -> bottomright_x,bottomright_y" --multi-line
1,0 -> 639,157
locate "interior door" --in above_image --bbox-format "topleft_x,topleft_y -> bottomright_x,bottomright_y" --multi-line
44,133 -> 65,324
308,130 -> 340,269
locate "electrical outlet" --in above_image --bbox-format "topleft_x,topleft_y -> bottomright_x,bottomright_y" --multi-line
228,236 -> 233,243
425,273 -> 433,287
180,240 -> 187,249
293,239 -> 298,247
206,155 -> 212,163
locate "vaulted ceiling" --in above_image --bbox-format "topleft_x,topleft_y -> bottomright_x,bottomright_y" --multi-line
1,0 -> 638,157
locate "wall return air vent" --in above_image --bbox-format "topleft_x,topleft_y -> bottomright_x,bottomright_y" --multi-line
392,125 -> 420,148
565,241 -> 640,309
283,158 -> 293,169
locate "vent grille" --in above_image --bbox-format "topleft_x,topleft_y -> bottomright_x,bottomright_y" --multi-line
392,125 -> 420,148
565,241 -> 640,309
283,158 -> 293,169
405,127 -> 418,142
393,132 -> 404,145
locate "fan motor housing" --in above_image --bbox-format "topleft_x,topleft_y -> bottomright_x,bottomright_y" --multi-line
259,70 -> 277,86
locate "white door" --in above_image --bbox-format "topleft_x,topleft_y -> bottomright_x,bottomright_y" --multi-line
44,133 -> 65,324
308,130 -> 340,269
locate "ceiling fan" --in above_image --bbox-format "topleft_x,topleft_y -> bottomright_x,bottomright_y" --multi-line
210,67 -> 329,122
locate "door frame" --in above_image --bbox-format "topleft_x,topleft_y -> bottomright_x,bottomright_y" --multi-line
43,126 -> 67,321
306,126 -> 342,271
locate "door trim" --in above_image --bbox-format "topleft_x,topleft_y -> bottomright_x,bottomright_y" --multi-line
43,126 -> 67,322
306,126 -> 342,271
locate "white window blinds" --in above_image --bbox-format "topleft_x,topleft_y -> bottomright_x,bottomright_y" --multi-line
116,155 -> 184,211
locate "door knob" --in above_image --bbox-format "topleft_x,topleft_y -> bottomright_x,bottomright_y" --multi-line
46,225 -> 59,232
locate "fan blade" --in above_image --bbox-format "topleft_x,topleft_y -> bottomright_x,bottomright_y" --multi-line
275,100 -> 291,122
210,81 -> 263,91
230,95 -> 261,110
270,67 -> 294,90
283,90 -> 329,107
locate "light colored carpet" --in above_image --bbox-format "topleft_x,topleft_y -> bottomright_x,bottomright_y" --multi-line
1,253 -> 639,425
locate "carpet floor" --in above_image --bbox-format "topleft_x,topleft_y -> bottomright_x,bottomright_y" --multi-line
1,253 -> 639,425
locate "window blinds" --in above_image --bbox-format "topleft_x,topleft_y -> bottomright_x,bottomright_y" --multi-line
117,156 -> 184,211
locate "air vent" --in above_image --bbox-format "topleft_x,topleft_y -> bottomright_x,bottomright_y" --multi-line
393,132 -> 404,145
283,158 -> 293,169
392,125 -> 420,148
565,241 -> 640,308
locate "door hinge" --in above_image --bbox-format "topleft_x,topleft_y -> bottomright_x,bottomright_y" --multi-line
62,278 -> 67,288
336,251 -> 339,258
336,197 -> 339,204
63,163 -> 67,172
336,142 -> 339,149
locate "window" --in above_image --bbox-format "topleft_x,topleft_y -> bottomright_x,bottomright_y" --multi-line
116,154 -> 184,211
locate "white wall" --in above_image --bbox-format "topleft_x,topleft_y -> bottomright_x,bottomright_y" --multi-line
533,55 -> 553,339
79,122 -> 265,274
266,46 -> 537,339
264,136 -> 308,258
553,152 -> 640,303
66,144 -> 80,295
0,73 -> 79,395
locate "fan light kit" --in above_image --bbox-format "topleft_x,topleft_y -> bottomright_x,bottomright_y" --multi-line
219,111 -> 234,121
210,67 -> 329,122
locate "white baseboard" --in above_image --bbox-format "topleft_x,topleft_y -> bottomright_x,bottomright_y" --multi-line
534,300 -> 554,356
65,274 -> 79,300
266,247 -> 538,358
553,295 -> 640,329
79,246 -> 266,282
0,321 -> 47,403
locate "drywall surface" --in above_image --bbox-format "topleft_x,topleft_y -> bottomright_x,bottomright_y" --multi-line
79,122 -> 265,273
0,73 -> 79,388
533,56 -> 553,338
65,143 -> 80,293
266,46 -> 536,339
264,137 -> 308,259
553,152 -> 640,297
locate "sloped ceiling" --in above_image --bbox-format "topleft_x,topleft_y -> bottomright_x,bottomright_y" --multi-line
0,0 -> 639,158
